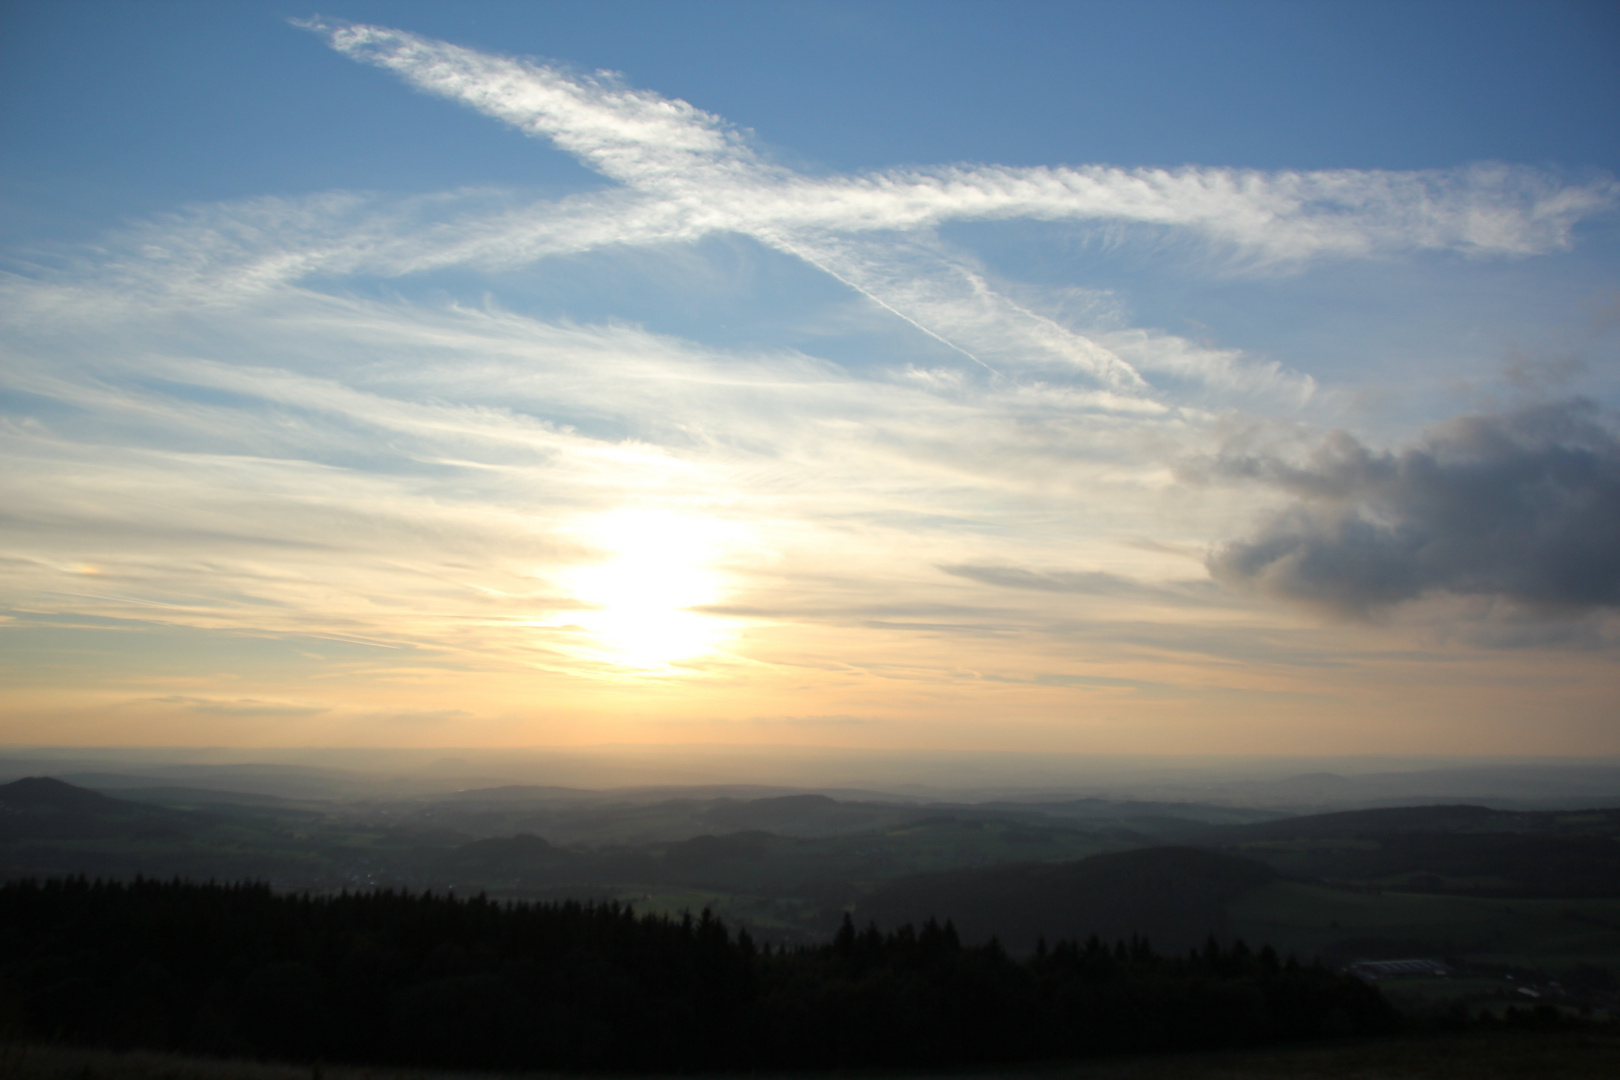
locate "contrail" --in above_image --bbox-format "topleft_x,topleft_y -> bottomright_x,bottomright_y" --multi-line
766,235 -> 1002,378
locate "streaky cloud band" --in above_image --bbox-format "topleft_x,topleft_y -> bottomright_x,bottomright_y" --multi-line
305,19 -> 1616,264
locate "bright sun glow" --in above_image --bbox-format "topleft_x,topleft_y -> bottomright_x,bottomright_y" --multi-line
560,510 -> 735,670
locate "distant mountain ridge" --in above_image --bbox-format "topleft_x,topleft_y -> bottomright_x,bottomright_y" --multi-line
0,776 -> 193,841
1,775 -> 125,810
0,777 -> 326,884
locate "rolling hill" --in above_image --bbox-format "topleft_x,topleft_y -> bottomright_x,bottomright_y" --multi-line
855,845 -> 1277,953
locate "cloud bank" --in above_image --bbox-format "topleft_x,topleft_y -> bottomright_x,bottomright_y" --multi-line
1210,400 -> 1620,617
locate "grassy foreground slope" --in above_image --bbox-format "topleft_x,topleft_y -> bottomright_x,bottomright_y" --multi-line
2,1030 -> 1617,1080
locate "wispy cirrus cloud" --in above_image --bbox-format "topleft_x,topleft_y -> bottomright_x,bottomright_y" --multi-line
312,19 -> 1614,261
149,695 -> 331,718
20,20 -> 1608,399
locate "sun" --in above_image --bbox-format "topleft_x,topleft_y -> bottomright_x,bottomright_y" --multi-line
561,509 -> 735,669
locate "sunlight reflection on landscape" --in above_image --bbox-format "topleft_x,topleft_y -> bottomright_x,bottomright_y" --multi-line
560,509 -> 736,670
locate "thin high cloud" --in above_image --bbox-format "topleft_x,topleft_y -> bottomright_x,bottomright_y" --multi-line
310,19 -> 1613,263
35,21 -> 1603,392
0,276 -> 1292,703
294,19 -> 1608,411
14,16 -> 1597,421
940,565 -> 1225,606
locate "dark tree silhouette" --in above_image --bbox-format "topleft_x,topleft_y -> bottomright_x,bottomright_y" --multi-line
0,876 -> 1396,1071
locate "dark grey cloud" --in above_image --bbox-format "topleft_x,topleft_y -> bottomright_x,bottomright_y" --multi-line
1209,400 -> 1620,617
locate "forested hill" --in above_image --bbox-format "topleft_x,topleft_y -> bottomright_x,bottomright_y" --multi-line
0,876 -> 1393,1072
856,845 -> 1275,953
0,776 -> 192,838
1197,805 -> 1620,896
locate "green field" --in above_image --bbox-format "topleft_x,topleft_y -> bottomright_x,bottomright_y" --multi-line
1230,881 -> 1620,973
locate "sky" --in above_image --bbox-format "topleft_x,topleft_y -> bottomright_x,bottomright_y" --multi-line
1,0 -> 1618,758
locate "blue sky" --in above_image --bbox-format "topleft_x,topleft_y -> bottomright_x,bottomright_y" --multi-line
1,1 -> 1617,755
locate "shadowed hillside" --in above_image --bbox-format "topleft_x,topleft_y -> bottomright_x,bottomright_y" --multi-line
0,778 -> 192,840
857,845 -> 1277,953
1201,805 -> 1620,896
0,778 -> 420,887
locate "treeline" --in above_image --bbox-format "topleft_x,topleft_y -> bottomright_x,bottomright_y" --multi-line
0,877 -> 1395,1071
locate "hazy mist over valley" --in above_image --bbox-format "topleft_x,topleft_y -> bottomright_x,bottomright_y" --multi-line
6,747 -> 1619,952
